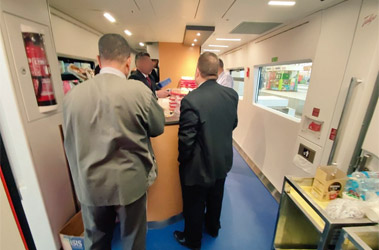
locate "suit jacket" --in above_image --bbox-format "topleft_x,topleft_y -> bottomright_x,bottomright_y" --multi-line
151,67 -> 160,83
178,79 -> 238,186
63,73 -> 165,206
129,69 -> 161,93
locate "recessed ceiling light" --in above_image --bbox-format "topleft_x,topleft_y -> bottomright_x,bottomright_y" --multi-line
194,39 -> 198,42
124,29 -> 132,36
209,45 -> 229,48
216,38 -> 241,41
191,43 -> 195,46
268,1 -> 296,6
103,12 -> 116,23
203,49 -> 220,52
196,33 -> 201,36
139,42 -> 145,46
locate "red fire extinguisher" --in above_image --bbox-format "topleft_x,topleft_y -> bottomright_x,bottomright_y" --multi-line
23,33 -> 57,107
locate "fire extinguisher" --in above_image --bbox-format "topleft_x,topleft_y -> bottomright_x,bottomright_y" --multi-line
23,33 -> 57,107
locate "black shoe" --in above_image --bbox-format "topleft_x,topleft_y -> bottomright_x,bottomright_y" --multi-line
173,231 -> 201,250
205,227 -> 219,238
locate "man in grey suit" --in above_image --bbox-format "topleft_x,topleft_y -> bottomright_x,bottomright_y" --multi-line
63,34 -> 165,250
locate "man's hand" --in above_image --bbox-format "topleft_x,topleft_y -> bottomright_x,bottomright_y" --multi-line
157,89 -> 170,98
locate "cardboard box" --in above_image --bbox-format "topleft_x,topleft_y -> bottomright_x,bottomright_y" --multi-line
60,212 -> 85,250
311,166 -> 348,201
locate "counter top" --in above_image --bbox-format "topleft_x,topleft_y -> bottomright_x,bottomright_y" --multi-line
165,114 -> 180,125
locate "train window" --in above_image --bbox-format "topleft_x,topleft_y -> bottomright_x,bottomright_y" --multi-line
230,68 -> 245,99
255,62 -> 312,120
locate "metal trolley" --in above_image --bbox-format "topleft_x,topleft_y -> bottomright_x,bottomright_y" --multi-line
272,176 -> 377,250
335,226 -> 379,250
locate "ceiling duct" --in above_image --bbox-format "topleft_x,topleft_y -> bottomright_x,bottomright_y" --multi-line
183,25 -> 215,46
231,22 -> 282,34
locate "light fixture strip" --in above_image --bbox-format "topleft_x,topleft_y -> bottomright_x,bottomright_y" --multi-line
268,1 -> 296,6
203,49 -> 221,52
216,38 -> 241,41
124,29 -> 132,36
209,45 -> 229,48
103,12 -> 116,23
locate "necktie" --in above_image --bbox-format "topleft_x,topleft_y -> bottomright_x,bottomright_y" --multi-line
146,76 -> 152,88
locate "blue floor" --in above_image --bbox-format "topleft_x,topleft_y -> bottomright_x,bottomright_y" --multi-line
112,148 -> 279,249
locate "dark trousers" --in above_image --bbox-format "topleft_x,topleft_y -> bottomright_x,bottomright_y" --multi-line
81,194 -> 147,250
181,178 -> 226,248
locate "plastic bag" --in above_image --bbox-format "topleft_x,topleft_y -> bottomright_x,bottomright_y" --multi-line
325,199 -> 365,219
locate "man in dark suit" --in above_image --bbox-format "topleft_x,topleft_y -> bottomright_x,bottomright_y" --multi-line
174,52 -> 238,249
151,59 -> 160,83
129,52 -> 169,98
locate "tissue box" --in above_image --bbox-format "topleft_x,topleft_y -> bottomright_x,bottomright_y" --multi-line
311,166 -> 347,201
60,212 -> 85,250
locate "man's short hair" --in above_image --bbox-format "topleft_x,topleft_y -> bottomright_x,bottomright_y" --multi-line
197,52 -> 219,78
135,52 -> 150,64
219,59 -> 224,69
98,34 -> 131,63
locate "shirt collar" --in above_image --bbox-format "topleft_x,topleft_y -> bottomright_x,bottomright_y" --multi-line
141,71 -> 148,78
218,71 -> 225,80
100,67 -> 126,79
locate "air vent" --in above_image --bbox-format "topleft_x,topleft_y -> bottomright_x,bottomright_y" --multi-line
231,22 -> 282,34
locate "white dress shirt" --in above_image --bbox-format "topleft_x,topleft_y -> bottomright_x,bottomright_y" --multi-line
100,67 -> 126,79
217,71 -> 234,89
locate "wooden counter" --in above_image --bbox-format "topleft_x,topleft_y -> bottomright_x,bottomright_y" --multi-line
148,119 -> 183,223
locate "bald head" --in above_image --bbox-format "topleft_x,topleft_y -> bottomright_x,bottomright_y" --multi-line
98,34 -> 131,63
197,52 -> 219,79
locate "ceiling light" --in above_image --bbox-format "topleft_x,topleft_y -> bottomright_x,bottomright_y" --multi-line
203,49 -> 220,52
209,45 -> 229,48
191,43 -> 195,46
103,12 -> 116,23
124,29 -> 132,36
268,1 -> 296,6
139,42 -> 145,46
194,39 -> 198,42
216,38 -> 241,41
196,33 -> 201,36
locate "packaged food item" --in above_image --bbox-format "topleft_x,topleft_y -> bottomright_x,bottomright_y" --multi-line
311,166 -> 348,201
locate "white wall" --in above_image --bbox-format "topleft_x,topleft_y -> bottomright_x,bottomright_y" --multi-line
147,43 -> 159,59
221,0 -> 363,191
50,12 -> 137,72
50,13 -> 100,61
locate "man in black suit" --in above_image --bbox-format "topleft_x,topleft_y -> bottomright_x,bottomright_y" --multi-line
151,59 -> 160,83
174,52 -> 238,249
129,52 -> 169,98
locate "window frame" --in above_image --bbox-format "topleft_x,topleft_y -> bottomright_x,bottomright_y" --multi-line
253,59 -> 313,122
229,67 -> 245,100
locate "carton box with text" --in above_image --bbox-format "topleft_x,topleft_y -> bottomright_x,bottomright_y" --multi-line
311,166 -> 347,201
60,212 -> 85,250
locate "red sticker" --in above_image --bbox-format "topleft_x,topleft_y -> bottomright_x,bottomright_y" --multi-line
312,108 -> 320,117
329,128 -> 337,141
308,122 -> 321,132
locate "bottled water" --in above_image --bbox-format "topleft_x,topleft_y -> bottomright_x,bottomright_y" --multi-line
346,172 -> 379,201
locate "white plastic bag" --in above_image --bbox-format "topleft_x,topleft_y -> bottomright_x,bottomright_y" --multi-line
325,199 -> 365,219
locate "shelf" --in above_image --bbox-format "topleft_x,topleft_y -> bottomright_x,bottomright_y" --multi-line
287,189 -> 325,232
61,73 -> 79,81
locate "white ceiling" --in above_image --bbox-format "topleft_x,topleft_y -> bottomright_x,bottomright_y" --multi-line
48,0 -> 345,54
